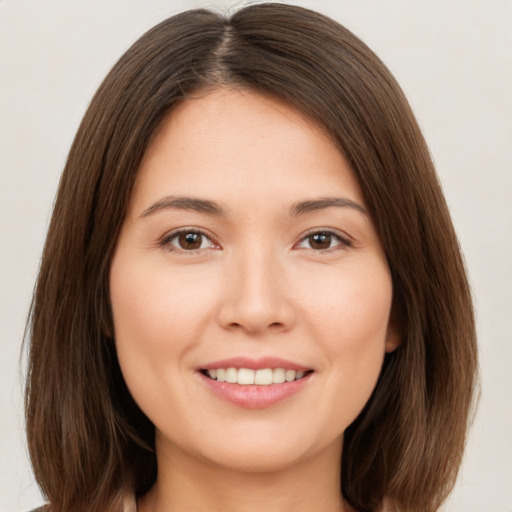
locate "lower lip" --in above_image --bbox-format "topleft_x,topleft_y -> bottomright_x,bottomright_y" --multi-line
199,372 -> 312,409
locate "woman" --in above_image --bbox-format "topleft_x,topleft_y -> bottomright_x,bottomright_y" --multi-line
25,4 -> 478,512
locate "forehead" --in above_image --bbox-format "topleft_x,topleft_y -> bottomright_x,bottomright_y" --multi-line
130,87 -> 365,215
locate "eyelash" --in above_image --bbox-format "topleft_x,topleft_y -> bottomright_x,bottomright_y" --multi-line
158,228 -> 352,254
295,229 -> 353,252
159,228 -> 219,254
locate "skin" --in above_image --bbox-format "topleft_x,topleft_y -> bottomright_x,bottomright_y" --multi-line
110,88 -> 400,512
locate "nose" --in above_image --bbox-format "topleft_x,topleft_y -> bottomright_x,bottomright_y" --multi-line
216,247 -> 296,335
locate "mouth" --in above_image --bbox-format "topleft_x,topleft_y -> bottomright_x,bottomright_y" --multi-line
197,357 -> 314,408
200,367 -> 313,385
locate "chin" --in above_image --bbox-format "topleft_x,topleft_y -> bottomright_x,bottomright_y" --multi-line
189,428 -> 343,475
202,446 -> 312,474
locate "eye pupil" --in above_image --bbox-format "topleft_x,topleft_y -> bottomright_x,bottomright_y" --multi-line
178,232 -> 202,250
309,233 -> 331,249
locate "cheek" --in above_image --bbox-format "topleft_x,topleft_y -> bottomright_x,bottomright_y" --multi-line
110,256 -> 218,352
300,260 -> 393,412
303,260 -> 393,345
109,252 -> 220,413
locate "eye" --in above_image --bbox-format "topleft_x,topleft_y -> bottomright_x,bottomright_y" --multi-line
296,230 -> 351,251
161,229 -> 218,252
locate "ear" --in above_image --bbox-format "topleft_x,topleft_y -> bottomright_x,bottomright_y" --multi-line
385,301 -> 403,353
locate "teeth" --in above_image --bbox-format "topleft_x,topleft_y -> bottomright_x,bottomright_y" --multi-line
238,368 -> 255,385
272,368 -> 285,384
255,368 -> 273,385
226,367 -> 237,383
205,367 -> 308,385
285,369 -> 296,382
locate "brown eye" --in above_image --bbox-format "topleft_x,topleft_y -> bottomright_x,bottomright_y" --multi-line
164,230 -> 215,251
308,233 -> 332,250
297,230 -> 351,251
178,232 -> 203,250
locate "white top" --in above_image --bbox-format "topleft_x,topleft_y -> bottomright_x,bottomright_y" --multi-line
123,492 -> 137,512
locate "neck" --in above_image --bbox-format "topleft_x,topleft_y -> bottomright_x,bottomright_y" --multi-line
138,437 -> 348,512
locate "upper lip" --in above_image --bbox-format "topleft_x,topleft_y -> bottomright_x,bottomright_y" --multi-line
199,356 -> 311,372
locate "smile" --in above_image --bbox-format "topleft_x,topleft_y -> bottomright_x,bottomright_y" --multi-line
202,367 -> 309,385
198,357 -> 314,408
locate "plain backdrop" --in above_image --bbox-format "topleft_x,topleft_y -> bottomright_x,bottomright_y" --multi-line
1,1 -> 511,511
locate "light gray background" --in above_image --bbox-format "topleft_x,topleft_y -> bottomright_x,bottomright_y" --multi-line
1,1 -> 511,511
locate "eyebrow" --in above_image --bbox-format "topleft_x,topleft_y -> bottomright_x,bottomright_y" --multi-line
290,197 -> 368,217
140,195 -> 367,219
140,195 -> 226,218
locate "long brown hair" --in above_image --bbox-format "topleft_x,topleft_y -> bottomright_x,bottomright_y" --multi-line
25,4 -> 478,512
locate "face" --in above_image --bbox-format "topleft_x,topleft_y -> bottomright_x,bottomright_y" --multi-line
110,88 -> 399,473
